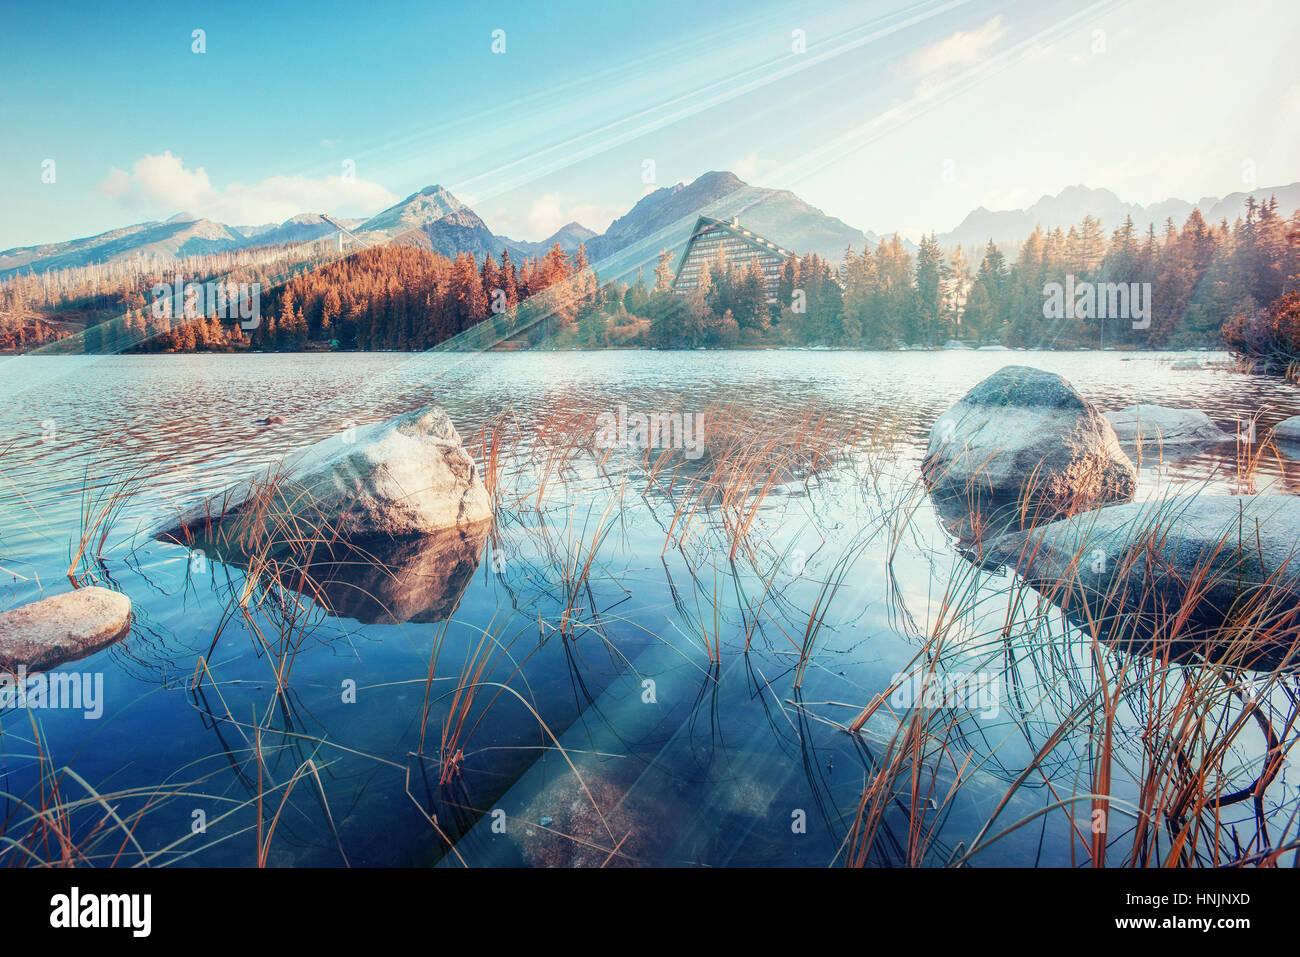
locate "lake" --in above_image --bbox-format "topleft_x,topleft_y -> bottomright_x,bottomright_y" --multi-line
1,349 -> 1298,867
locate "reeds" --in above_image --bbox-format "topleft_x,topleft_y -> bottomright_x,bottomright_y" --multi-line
67,452 -> 154,587
13,384 -> 1300,870
829,484 -> 1300,868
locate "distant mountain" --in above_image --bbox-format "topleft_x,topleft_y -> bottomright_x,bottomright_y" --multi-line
354,185 -> 503,260
499,221 -> 597,257
0,184 -> 513,278
355,185 -> 465,236
0,212 -> 373,279
1201,184 -> 1300,225
585,170 -> 880,278
11,174 -> 1297,283
0,218 -> 247,277
939,183 -> 1300,249
254,213 -> 364,246
235,222 -> 280,240
545,221 -> 598,250
354,174 -> 875,272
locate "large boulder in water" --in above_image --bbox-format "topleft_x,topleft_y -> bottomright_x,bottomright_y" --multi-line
1104,405 -> 1233,450
922,366 -> 1137,537
0,587 -> 131,671
985,494 -> 1300,669
1274,416 -> 1300,446
154,406 -> 492,554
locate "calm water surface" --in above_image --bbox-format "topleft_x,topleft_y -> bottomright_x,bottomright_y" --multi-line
1,350 -> 1297,866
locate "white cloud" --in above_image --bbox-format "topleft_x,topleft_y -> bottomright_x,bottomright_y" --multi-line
214,174 -> 395,224
97,151 -> 212,210
732,153 -> 780,183
96,168 -> 131,198
96,151 -> 395,225
490,192 -> 619,241
523,193 -> 567,237
907,16 -> 1007,90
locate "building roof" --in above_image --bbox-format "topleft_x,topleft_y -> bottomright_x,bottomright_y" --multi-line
670,216 -> 794,291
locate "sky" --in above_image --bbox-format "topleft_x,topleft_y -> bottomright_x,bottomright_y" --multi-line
1,0 -> 1298,250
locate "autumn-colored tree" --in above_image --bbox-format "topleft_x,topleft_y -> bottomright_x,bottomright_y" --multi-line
653,249 -> 675,292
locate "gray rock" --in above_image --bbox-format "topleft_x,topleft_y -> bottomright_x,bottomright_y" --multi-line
986,494 -> 1300,668
1170,358 -> 1201,370
1274,416 -> 1300,444
1104,405 -> 1233,448
155,406 -> 492,552
922,366 -> 1136,526
0,587 -> 131,671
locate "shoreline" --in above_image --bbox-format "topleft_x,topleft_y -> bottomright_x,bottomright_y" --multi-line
2,344 -> 1235,357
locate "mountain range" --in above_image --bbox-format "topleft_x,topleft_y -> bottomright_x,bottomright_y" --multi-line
4,173 -> 1299,281
584,170 -> 879,274
938,183 -> 1300,249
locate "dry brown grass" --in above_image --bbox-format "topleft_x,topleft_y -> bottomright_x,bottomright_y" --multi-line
825,487 -> 1300,868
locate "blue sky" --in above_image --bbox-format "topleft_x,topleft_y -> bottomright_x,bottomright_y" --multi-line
2,0 -> 1298,249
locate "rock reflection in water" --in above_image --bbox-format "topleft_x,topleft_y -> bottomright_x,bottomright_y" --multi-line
193,522 -> 490,625
286,523 -> 489,625
927,488 -> 1030,557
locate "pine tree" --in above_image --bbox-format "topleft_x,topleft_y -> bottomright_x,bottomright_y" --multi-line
914,234 -> 945,345
653,249 -> 675,292
321,288 -> 341,340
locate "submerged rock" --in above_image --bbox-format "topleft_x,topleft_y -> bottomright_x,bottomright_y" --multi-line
1104,405 -> 1233,449
0,587 -> 131,671
510,767 -> 685,867
155,406 -> 492,552
922,366 -> 1136,541
986,494 -> 1300,669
